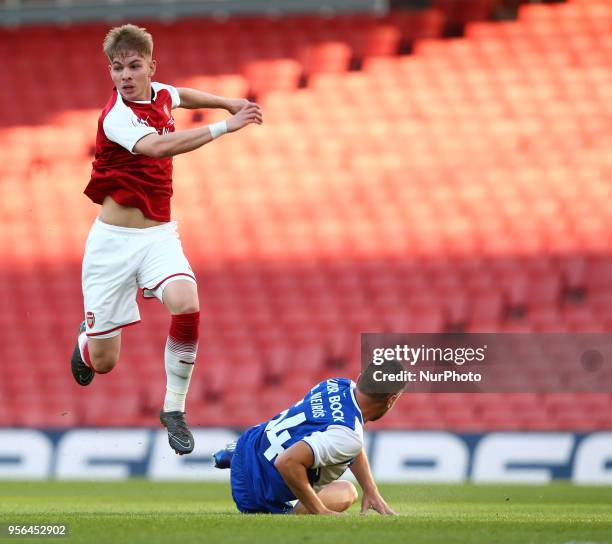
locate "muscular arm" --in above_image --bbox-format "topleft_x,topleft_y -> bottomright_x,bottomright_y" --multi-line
133,125 -> 215,158
350,449 -> 396,515
133,102 -> 262,158
177,88 -> 231,110
349,449 -> 377,494
177,88 -> 255,115
274,441 -> 336,515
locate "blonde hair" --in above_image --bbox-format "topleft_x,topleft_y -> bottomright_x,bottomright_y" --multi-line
103,24 -> 153,61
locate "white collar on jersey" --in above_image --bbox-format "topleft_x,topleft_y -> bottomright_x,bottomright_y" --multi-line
126,87 -> 156,104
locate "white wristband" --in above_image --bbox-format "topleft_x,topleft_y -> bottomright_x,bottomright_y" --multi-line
209,120 -> 228,140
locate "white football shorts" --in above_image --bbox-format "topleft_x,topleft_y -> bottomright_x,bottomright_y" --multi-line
82,218 -> 196,338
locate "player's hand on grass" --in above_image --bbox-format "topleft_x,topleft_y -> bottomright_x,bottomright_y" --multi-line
360,490 -> 396,516
226,103 -> 263,132
321,509 -> 345,516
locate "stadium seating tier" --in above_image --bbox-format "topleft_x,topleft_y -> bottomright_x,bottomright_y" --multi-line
1,0 -> 611,429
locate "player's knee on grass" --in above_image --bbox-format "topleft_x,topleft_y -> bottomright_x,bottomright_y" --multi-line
313,480 -> 358,514
334,481 -> 359,512
292,481 -> 358,515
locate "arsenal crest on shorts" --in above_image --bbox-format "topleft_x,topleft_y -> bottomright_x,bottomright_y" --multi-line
86,311 -> 95,328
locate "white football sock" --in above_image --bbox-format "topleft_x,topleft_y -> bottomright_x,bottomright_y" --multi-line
163,337 -> 196,412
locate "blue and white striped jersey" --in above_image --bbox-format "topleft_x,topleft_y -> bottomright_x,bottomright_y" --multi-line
230,377 -> 364,512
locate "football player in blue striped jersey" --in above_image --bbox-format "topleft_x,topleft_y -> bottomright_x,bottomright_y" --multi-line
215,364 -> 405,515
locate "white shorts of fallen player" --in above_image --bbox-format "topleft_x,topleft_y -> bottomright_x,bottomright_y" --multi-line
82,218 -> 196,339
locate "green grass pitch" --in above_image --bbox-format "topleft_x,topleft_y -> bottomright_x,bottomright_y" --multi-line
1,481 -> 611,543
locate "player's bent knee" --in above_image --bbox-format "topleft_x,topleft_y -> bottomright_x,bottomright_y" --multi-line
320,480 -> 359,513
89,352 -> 119,374
162,280 -> 199,315
91,356 -> 117,374
172,302 -> 200,315
340,481 -> 359,508
349,483 -> 359,505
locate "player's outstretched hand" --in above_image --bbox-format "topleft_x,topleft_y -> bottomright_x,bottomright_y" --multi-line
226,103 -> 263,133
225,98 -> 254,114
360,490 -> 396,516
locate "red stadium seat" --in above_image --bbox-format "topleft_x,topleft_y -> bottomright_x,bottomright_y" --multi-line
299,42 -> 352,75
242,59 -> 303,95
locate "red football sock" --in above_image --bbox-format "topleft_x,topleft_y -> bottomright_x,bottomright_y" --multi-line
164,312 -> 200,412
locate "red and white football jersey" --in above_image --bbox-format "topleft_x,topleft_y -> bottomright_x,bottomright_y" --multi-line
85,82 -> 180,222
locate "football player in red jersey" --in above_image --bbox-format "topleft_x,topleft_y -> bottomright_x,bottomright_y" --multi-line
70,24 -> 262,455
